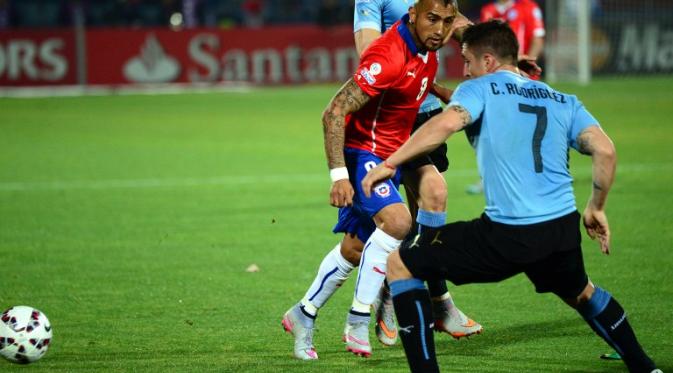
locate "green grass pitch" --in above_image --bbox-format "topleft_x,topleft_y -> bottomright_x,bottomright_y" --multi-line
1,77 -> 672,372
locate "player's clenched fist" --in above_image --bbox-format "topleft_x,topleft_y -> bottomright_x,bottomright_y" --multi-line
330,179 -> 354,207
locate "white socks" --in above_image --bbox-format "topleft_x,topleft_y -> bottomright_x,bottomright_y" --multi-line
351,228 -> 402,313
300,244 -> 354,315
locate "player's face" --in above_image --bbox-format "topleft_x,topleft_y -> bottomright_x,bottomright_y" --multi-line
410,1 -> 457,52
462,45 -> 488,78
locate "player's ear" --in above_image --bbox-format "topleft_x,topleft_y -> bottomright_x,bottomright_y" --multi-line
483,53 -> 496,71
409,5 -> 417,24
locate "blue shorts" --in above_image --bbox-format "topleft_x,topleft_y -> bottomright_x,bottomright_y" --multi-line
332,147 -> 403,243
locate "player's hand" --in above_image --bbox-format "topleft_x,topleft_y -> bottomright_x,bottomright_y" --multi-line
361,163 -> 396,198
517,55 -> 542,78
443,15 -> 472,45
330,179 -> 354,208
583,204 -> 611,255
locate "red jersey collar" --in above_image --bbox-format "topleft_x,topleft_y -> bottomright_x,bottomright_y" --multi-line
397,14 -> 421,55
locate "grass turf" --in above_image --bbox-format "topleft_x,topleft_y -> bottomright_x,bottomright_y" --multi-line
1,76 -> 672,372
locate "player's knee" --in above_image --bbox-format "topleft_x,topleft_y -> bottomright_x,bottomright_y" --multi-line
563,281 -> 595,309
386,250 -> 413,282
575,283 -> 595,306
382,213 -> 412,239
375,204 -> 412,239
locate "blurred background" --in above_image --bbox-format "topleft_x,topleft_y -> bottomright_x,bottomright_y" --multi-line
0,0 -> 665,29
2,0 -> 491,30
0,0 -> 671,90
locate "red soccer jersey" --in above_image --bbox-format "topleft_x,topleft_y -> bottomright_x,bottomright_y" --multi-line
346,18 -> 438,159
480,0 -> 545,55
507,0 -> 545,55
479,1 -> 511,23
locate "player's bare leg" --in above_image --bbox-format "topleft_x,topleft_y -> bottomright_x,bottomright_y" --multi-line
405,165 -> 483,339
345,203 -> 411,357
340,233 -> 365,266
282,235 -> 363,360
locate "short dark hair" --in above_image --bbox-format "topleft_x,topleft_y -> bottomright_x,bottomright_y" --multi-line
462,20 -> 519,65
415,0 -> 457,9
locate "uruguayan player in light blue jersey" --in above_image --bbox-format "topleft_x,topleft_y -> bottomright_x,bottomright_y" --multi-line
362,20 -> 660,373
349,0 -> 482,351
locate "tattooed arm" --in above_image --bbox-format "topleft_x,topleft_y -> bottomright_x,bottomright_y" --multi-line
361,105 -> 470,196
576,125 -> 617,254
322,78 -> 371,169
322,78 -> 371,207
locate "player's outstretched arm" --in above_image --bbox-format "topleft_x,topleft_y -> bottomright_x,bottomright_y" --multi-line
577,126 -> 617,254
444,11 -> 472,44
323,78 -> 371,207
362,105 -> 470,197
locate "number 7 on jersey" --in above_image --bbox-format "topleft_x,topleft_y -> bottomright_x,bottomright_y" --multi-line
518,104 -> 548,173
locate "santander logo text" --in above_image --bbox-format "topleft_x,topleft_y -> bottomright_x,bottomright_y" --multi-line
0,38 -> 68,82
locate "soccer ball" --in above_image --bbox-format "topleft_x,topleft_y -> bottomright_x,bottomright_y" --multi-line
0,306 -> 52,364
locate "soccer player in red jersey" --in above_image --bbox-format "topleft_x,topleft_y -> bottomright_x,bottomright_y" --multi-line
282,0 -> 459,360
480,0 -> 545,63
353,0 -> 482,347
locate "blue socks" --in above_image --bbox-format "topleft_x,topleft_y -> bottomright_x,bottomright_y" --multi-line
416,209 -> 445,233
390,279 -> 439,373
416,210 -> 449,299
578,287 -> 656,372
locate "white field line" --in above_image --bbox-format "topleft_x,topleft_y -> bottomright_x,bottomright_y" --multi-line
0,174 -> 326,192
0,163 -> 670,193
0,83 -> 253,98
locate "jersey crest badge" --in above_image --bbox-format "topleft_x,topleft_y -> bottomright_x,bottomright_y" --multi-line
369,63 -> 382,76
374,183 -> 391,198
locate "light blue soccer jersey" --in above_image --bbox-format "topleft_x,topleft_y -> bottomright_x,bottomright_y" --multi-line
353,0 -> 442,113
449,70 -> 599,224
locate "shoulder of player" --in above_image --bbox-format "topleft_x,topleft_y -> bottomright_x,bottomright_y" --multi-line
362,36 -> 406,68
456,76 -> 488,92
536,80 -> 576,102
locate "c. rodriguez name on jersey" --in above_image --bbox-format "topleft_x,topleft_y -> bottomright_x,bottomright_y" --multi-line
488,81 -> 567,103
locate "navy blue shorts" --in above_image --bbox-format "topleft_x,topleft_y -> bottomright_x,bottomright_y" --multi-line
332,147 -> 404,243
